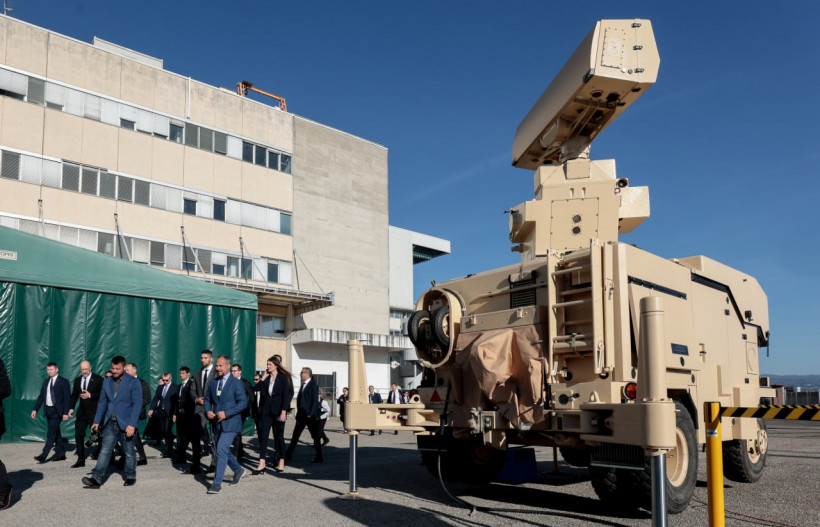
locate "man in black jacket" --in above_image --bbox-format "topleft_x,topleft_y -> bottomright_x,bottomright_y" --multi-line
189,349 -> 216,474
31,362 -> 71,463
148,372 -> 179,458
0,358 -> 12,510
285,367 -> 322,463
68,360 -> 103,467
174,366 -> 197,465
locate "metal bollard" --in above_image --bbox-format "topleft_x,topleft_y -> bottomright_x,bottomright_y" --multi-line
639,296 -> 670,527
705,402 -> 725,527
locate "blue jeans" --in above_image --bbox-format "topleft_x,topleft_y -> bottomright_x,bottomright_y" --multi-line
213,427 -> 241,486
92,419 -> 136,482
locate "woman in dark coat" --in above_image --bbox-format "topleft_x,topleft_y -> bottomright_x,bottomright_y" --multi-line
253,355 -> 294,474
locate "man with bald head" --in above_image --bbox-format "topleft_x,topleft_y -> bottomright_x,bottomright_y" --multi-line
69,360 -> 103,467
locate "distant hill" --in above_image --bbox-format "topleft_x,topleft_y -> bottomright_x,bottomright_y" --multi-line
764,374 -> 820,387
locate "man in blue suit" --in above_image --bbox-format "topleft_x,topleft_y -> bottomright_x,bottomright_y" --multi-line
31,362 -> 71,463
81,355 -> 143,488
204,355 -> 247,494
148,372 -> 179,458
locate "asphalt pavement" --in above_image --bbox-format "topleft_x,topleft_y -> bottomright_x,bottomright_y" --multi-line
0,420 -> 817,526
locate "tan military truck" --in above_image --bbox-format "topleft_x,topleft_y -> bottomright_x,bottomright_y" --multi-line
405,19 -> 772,514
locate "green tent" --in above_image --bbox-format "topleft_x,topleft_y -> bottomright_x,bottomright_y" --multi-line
0,225 -> 257,442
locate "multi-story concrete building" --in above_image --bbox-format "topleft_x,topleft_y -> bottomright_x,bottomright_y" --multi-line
0,15 -> 448,396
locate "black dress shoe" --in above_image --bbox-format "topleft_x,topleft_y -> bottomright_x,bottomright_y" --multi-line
34,455 -> 47,464
71,460 -> 85,468
250,467 -> 266,475
137,458 -> 148,466
82,476 -> 101,489
51,455 -> 67,462
183,466 -> 201,475
322,438 -> 330,446
89,454 -> 98,461
204,465 -> 215,473
123,479 -> 136,486
0,485 -> 12,510
310,458 -> 324,463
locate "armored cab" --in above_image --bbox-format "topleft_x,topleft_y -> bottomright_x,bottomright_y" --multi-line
406,19 -> 772,514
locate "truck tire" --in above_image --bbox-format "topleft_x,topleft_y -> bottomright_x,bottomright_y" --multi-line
590,467 -> 633,505
723,418 -> 767,483
559,447 -> 591,468
407,309 -> 431,349
419,433 -> 505,483
431,305 -> 451,348
622,401 -> 698,514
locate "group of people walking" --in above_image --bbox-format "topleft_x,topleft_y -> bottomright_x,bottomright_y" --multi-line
23,350 -> 330,495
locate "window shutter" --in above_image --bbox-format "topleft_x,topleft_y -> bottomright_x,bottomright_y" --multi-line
20,155 -> 42,184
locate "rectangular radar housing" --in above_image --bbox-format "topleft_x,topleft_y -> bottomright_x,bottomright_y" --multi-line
512,19 -> 660,169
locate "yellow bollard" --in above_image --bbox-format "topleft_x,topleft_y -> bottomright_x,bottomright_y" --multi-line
705,402 -> 725,527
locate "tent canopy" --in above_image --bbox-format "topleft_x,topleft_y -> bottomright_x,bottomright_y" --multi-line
0,225 -> 256,310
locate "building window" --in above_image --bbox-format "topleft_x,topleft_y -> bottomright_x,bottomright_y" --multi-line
120,118 -> 135,130
241,258 -> 253,279
200,128 -> 214,152
214,132 -> 227,155
227,256 -> 240,278
134,180 -> 150,206
212,263 -> 225,275
183,198 -> 197,215
280,154 -> 292,174
254,145 -> 266,166
117,176 -> 133,202
267,152 -> 280,170
80,167 -> 98,195
257,314 -> 285,338
1,151 -> 21,180
267,262 -> 279,283
99,171 -> 116,199
169,124 -> 183,143
184,123 -> 199,148
280,213 -> 292,235
149,241 -> 165,266
183,246 -> 196,271
27,77 -> 45,105
62,163 -> 80,191
213,199 -> 226,221
97,232 -> 115,256
242,142 -> 254,163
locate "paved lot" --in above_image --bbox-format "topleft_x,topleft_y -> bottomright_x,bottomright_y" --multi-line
0,420 -> 817,526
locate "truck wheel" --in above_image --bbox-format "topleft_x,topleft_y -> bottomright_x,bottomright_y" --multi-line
559,447 -> 591,468
623,401 -> 698,514
407,309 -> 431,349
419,434 -> 505,483
723,418 -> 767,483
590,467 -> 631,504
431,305 -> 451,348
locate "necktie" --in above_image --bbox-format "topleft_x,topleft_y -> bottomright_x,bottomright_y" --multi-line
218,377 -> 225,393
203,369 -> 208,387
82,376 -> 87,392
162,384 -> 168,399
50,378 -> 55,398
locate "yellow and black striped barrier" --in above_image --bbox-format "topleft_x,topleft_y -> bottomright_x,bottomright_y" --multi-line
717,404 -> 820,421
706,402 -> 820,527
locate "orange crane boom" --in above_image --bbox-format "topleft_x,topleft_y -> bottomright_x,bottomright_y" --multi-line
237,80 -> 287,112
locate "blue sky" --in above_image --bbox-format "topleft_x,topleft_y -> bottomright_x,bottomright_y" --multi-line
14,1 -> 819,375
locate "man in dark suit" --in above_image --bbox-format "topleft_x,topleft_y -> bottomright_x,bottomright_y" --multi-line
148,371 -> 178,458
173,366 -> 196,465
68,360 -> 103,467
204,355 -> 247,494
189,349 -> 216,474
285,367 -> 323,463
368,385 -> 383,436
81,355 -> 143,488
31,362 -> 71,463
386,383 -> 406,435
0,358 -> 12,510
229,363 -> 252,463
